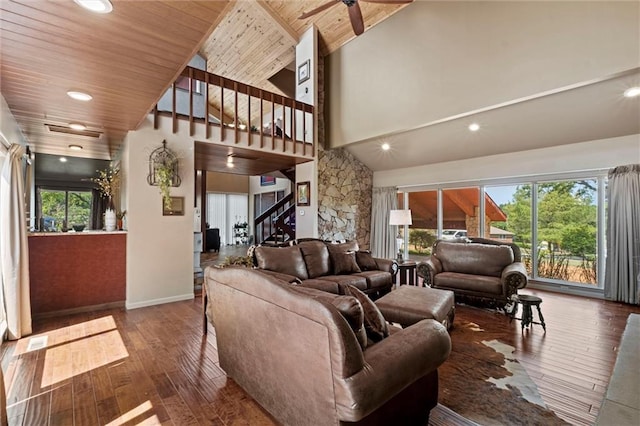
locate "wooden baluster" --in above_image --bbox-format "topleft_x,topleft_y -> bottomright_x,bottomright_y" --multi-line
271,97 -> 275,151
282,101 -> 286,152
153,105 -> 158,130
259,91 -> 264,149
205,73 -> 210,139
292,100 -> 297,155
234,81 -> 238,144
172,82 -> 177,133
247,90 -> 252,146
189,68 -> 194,136
220,77 -> 225,141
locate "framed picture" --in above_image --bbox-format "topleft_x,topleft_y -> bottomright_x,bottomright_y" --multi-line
296,181 -> 310,206
163,196 -> 185,216
260,175 -> 276,186
298,60 -> 310,85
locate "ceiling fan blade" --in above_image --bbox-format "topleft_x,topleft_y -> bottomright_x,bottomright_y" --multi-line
348,2 -> 365,35
299,0 -> 340,19
361,0 -> 413,4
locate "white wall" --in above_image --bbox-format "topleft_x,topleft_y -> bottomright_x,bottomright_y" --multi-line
0,94 -> 27,149
124,116 -> 194,309
295,26 -> 319,238
327,1 -> 640,147
374,134 -> 640,188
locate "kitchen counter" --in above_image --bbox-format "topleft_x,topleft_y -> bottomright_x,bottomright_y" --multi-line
28,232 -> 126,316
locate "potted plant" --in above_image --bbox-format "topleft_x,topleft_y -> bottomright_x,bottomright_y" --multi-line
116,210 -> 126,230
91,165 -> 120,231
156,161 -> 175,210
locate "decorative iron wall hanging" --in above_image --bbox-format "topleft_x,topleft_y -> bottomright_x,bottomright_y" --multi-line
147,140 -> 181,187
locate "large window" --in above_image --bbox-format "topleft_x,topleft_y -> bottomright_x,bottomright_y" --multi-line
401,174 -> 605,289
38,188 -> 92,231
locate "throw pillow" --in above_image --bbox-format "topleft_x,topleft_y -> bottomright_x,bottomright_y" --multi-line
327,241 -> 361,275
356,250 -> 378,271
343,285 -> 389,343
332,251 -> 361,275
293,286 -> 368,350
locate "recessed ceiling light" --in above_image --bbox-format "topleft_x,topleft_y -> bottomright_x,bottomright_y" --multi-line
59,157 -> 68,163
69,144 -> 83,151
67,91 -> 93,101
74,0 -> 113,14
468,123 -> 480,132
69,123 -> 87,131
381,143 -> 390,151
623,87 -> 640,98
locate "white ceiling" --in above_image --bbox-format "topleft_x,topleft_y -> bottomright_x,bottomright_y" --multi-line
346,70 -> 640,171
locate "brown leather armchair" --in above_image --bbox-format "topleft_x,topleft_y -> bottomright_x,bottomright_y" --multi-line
206,267 -> 451,425
417,239 -> 528,307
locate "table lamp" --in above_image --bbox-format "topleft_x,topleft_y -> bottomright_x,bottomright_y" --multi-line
389,209 -> 412,262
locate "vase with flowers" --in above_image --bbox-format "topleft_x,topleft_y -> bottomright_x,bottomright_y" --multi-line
91,165 -> 120,231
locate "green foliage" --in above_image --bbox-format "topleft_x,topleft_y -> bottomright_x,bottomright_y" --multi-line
409,229 -> 436,254
156,163 -> 174,209
561,223 -> 596,256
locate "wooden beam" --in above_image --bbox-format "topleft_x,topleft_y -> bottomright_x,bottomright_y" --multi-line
254,0 -> 299,44
205,102 -> 233,127
443,190 -> 475,217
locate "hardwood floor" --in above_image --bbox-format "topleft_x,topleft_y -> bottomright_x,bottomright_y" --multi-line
1,289 -> 638,425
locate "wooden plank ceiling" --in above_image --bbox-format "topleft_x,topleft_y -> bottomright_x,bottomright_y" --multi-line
0,0 -> 230,159
202,0 -> 409,129
1,0 -> 408,171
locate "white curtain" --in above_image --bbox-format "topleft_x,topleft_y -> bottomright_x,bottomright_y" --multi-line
0,144 -> 32,340
370,186 -> 398,259
206,193 -> 248,245
604,164 -> 640,305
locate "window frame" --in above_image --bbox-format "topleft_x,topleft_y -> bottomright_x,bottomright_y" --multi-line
399,169 -> 608,290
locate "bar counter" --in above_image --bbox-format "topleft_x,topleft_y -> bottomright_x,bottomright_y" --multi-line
28,231 -> 126,317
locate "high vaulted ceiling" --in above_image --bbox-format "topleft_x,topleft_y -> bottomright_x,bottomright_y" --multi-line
0,0 -> 408,164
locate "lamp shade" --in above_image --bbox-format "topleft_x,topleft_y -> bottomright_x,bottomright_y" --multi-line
389,209 -> 412,226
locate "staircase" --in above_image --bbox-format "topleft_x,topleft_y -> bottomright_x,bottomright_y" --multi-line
255,168 -> 296,245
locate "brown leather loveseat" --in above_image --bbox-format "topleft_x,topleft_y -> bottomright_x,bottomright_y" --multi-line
252,239 -> 397,298
205,267 -> 451,425
417,239 -> 528,307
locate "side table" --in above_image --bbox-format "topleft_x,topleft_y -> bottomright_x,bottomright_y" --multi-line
393,260 -> 417,286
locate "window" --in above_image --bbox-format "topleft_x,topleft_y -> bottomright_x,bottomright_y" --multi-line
401,174 -> 605,289
535,179 -> 598,285
38,188 -> 92,231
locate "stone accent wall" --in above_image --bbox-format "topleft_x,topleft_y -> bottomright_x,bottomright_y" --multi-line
316,55 -> 373,248
318,146 -> 373,248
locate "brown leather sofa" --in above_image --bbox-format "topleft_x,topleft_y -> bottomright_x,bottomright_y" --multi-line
205,267 -> 451,425
252,239 -> 397,298
417,239 -> 528,307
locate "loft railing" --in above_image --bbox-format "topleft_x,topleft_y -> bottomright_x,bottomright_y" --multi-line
153,66 -> 315,157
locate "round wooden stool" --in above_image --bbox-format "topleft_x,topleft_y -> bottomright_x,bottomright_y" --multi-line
515,294 -> 546,331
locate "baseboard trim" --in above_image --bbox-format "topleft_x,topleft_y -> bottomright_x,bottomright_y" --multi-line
32,301 -> 126,320
527,280 -> 605,299
126,293 -> 194,310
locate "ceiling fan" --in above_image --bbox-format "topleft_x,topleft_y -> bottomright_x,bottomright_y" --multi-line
299,0 -> 413,36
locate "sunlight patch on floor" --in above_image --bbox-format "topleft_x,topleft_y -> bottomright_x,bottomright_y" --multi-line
41,329 -> 128,387
105,400 -> 158,426
14,315 -> 118,356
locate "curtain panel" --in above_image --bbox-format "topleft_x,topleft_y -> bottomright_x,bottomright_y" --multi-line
0,144 -> 32,340
604,164 -> 640,305
370,186 -> 398,259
